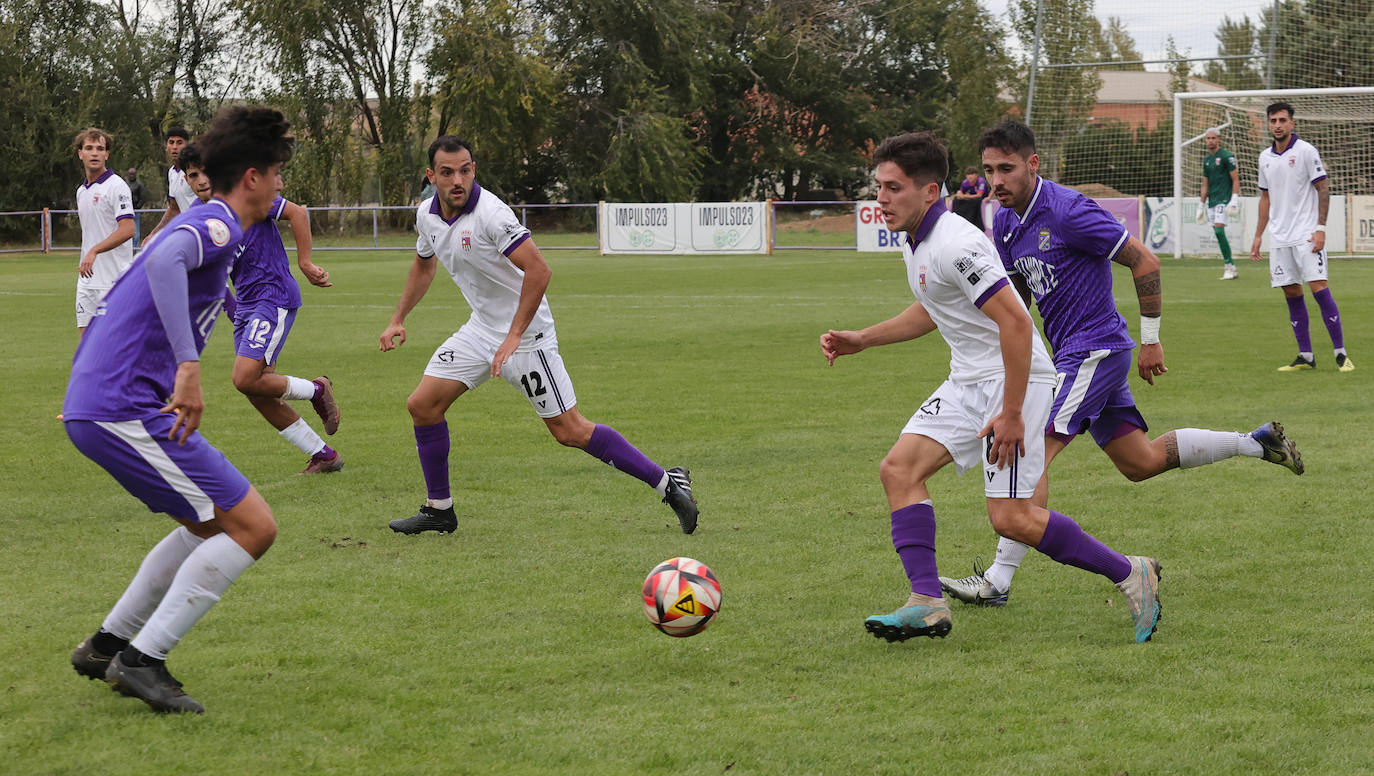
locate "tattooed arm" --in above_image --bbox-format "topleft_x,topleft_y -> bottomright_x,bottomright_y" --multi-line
1112,236 -> 1168,384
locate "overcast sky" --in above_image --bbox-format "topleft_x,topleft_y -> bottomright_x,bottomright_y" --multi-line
979,0 -> 1276,69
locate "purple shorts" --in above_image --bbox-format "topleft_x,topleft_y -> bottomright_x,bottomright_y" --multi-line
66,414 -> 251,523
233,301 -> 297,365
1046,348 -> 1148,447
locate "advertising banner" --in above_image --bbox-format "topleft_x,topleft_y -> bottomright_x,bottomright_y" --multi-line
600,202 -> 767,254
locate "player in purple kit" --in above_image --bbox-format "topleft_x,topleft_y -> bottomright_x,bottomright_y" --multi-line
938,120 -> 1303,607
951,165 -> 989,229
823,131 -> 1160,644
63,107 -> 294,714
379,136 -> 698,535
223,162 -> 341,473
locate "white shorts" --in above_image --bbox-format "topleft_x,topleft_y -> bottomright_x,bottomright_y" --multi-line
423,323 -> 577,418
75,284 -> 110,328
1269,243 -> 1327,288
1206,204 -> 1229,226
900,379 -> 1053,499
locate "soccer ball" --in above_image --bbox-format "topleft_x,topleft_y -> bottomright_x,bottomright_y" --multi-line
642,557 -> 722,637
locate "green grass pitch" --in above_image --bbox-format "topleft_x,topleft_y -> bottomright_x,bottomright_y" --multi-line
2,248 -> 1371,774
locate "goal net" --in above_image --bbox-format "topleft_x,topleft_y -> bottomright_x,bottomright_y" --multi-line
1173,87 -> 1374,256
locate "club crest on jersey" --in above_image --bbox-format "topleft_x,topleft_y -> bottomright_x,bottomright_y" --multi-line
1288,157 -> 1296,167
918,265 -> 928,291
461,230 -> 473,251
206,218 -> 230,246
1038,229 -> 1052,250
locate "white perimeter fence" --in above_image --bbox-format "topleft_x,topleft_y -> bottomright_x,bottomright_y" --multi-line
5,198 -> 1373,256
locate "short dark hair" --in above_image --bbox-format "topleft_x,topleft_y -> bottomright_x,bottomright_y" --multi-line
166,126 -> 191,141
428,136 -> 475,168
1267,102 -> 1295,119
74,127 -> 112,153
178,141 -> 204,172
196,106 -> 294,195
873,131 -> 948,185
964,166 -> 979,176
978,119 -> 1037,157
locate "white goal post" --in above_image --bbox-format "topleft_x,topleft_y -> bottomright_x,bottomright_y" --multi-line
1173,86 -> 1374,258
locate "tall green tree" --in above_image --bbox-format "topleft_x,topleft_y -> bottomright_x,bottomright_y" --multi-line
1204,15 -> 1264,90
238,0 -> 432,206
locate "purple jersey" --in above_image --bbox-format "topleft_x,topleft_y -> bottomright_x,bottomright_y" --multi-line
992,178 -> 1134,355
959,177 -> 988,197
64,199 -> 243,420
231,197 -> 301,309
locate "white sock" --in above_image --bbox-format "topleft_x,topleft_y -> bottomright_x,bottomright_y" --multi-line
1299,351 -> 1314,361
427,497 -> 454,509
1336,348 -> 1348,357
1176,428 -> 1244,468
130,533 -> 255,660
282,376 -> 317,401
984,536 -> 1028,593
102,527 -> 204,640
279,417 -> 326,455
653,472 -> 669,497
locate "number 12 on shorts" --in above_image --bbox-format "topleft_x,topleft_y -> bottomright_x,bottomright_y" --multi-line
520,371 -> 547,398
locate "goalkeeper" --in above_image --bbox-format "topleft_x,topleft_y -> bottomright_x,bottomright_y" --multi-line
1200,127 -> 1241,279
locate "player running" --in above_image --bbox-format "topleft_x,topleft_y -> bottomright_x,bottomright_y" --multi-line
379,136 -> 698,535
64,106 -> 294,714
822,130 -> 1161,644
73,128 -> 136,333
937,120 -> 1302,608
179,142 -> 344,475
1249,102 -> 1353,372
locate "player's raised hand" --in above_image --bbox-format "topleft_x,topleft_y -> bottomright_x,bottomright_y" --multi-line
491,332 -> 520,378
1137,343 -> 1167,385
379,322 -> 406,351
978,410 -> 1025,470
300,262 -> 332,287
821,329 -> 864,365
160,361 -> 204,445
78,251 -> 96,278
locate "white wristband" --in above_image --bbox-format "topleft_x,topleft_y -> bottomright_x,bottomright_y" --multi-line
1313,225 -> 1326,233
1140,316 -> 1161,345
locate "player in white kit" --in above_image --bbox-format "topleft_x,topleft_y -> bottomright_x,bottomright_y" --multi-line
1249,102 -> 1352,372
73,128 -> 135,332
144,126 -> 197,243
379,136 -> 698,535
820,131 -> 1161,644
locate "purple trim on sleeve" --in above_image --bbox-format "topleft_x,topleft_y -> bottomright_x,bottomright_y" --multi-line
116,213 -> 134,221
501,232 -> 531,258
144,228 -> 202,363
1311,175 -> 1328,184
974,277 -> 1010,308
904,199 -> 948,250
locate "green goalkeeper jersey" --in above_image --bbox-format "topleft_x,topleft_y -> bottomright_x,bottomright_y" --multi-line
1203,148 -> 1237,206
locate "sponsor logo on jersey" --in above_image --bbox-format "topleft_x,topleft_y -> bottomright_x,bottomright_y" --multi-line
954,256 -> 974,274
1038,228 -> 1052,251
461,230 -> 472,251
206,218 -> 231,246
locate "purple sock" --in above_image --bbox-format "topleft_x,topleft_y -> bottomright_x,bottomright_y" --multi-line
1286,295 -> 1312,353
414,422 -> 450,501
584,424 -> 665,488
891,503 -> 941,598
1312,288 -> 1344,350
1035,510 -> 1132,584
314,444 -> 336,460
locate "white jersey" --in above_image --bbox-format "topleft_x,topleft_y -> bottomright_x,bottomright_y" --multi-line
902,203 -> 1055,386
415,184 -> 555,349
76,169 -> 135,288
167,165 -> 197,214
1258,134 -> 1327,248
